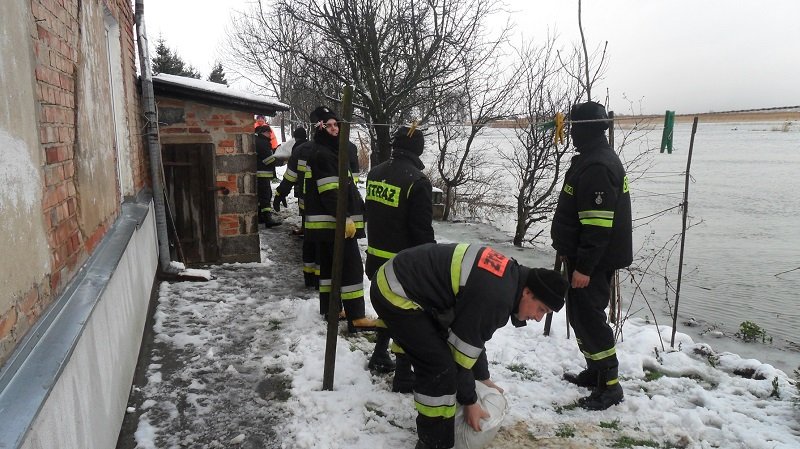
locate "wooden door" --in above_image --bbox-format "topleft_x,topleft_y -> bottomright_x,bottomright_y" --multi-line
162,143 -> 219,264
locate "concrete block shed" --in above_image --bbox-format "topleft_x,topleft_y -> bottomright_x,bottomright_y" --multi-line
152,74 -> 289,264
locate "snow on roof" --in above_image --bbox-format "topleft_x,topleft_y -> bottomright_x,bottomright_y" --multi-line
152,73 -> 289,112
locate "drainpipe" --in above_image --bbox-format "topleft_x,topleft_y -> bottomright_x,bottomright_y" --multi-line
134,0 -> 179,274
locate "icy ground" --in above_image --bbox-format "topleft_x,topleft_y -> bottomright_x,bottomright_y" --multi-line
119,210 -> 800,449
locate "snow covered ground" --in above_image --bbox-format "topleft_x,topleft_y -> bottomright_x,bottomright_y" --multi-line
125,205 -> 800,449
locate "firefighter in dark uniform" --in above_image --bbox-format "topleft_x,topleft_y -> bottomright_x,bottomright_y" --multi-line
273,127 -> 318,287
551,101 -> 632,410
370,243 -> 567,449
255,122 -> 281,227
363,124 -> 436,390
304,106 -> 377,332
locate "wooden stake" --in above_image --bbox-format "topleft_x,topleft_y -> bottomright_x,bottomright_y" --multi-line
670,117 -> 699,348
322,86 -> 354,391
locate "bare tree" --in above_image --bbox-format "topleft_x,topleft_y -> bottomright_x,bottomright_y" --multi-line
557,0 -> 608,102
223,0 -> 508,165
428,31 -> 518,221
501,36 -> 579,246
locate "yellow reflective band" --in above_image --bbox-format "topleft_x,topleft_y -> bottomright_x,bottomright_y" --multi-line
606,377 -> 619,386
449,344 -> 477,370
450,244 -> 470,295
623,175 -> 629,193
415,401 -> 456,419
390,341 -> 405,354
305,222 -> 338,230
579,210 -> 615,219
319,285 -> 332,293
582,347 -> 616,361
302,266 -> 315,274
340,283 -> 363,300
284,171 -> 297,183
257,173 -> 274,178
341,289 -> 363,300
377,265 -> 421,310
260,207 -> 271,213
367,246 -> 397,259
580,218 -> 613,228
564,183 -> 574,195
375,319 -> 387,328
447,331 -> 481,369
366,180 -> 401,207
318,182 -> 339,193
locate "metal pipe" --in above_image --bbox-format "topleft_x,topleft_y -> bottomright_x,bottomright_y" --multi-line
134,0 -> 179,274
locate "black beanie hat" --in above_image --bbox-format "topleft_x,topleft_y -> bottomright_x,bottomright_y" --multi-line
392,125 -> 425,156
569,101 -> 609,146
309,106 -> 339,128
526,268 -> 567,312
292,126 -> 307,140
254,124 -> 272,135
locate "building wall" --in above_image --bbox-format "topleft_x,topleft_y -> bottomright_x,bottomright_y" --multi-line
157,97 -> 261,263
0,0 -> 148,365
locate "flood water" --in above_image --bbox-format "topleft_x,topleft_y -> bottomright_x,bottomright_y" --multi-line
624,120 -> 800,373
446,121 -> 800,373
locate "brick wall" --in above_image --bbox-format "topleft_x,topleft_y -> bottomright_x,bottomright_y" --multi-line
0,0 -> 145,364
157,97 -> 260,262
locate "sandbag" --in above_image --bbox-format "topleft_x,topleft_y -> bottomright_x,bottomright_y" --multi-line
454,381 -> 508,449
274,138 -> 294,165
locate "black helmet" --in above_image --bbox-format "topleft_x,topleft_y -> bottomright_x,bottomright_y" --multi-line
392,125 -> 425,156
569,101 -> 609,146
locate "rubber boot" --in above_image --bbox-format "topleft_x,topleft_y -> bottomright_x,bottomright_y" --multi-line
264,211 -> 282,228
347,317 -> 378,333
578,369 -> 624,410
392,353 -> 414,393
368,330 -> 395,373
415,440 -> 433,449
563,368 -> 598,389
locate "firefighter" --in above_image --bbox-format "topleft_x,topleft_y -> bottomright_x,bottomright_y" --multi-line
304,106 -> 377,332
551,101 -> 632,410
364,124 -> 435,390
273,127 -> 318,287
255,121 -> 281,227
370,243 -> 567,449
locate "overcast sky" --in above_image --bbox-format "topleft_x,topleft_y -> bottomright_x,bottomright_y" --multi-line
143,0 -> 800,115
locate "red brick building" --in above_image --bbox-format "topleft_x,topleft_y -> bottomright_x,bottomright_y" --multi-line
152,74 -> 289,263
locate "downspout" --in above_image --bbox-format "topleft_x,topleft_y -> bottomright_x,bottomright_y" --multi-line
134,0 -> 179,274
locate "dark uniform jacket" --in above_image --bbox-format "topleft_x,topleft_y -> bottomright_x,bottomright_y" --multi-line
377,243 -> 529,405
364,148 -> 435,277
275,138 -> 311,212
255,132 -> 277,179
551,135 -> 632,275
303,131 -> 366,242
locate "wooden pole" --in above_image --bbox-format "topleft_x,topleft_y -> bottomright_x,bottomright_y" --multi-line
607,111 -> 619,324
670,117 -> 698,348
322,86 -> 354,390
542,255 -> 562,336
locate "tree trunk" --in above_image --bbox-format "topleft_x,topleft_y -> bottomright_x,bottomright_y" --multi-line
371,120 -> 392,165
442,184 -> 453,221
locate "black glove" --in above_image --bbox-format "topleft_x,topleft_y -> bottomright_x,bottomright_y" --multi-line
273,194 -> 287,212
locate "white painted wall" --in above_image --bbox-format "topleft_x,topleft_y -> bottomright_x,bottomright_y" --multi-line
0,0 -> 51,316
20,203 -> 158,449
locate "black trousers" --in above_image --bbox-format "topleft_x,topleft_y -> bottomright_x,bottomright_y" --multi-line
257,176 -> 273,219
566,260 -> 619,382
301,217 -> 319,288
318,238 -> 365,319
372,285 -> 456,449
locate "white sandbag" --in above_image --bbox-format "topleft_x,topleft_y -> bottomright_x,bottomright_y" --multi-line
274,138 -> 294,165
454,381 -> 508,449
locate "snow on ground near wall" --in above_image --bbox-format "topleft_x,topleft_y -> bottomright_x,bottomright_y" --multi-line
131,211 -> 800,449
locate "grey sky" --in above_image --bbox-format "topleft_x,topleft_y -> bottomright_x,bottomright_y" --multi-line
145,0 -> 800,115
